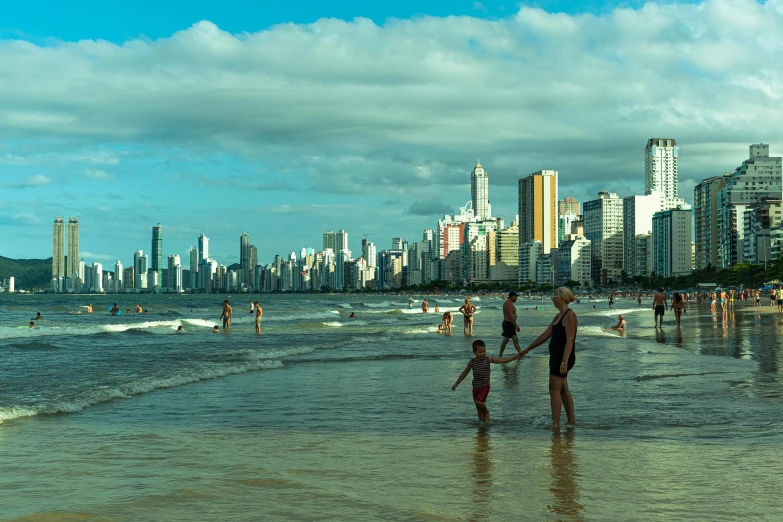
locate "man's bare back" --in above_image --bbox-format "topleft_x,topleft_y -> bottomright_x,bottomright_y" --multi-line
503,299 -> 517,323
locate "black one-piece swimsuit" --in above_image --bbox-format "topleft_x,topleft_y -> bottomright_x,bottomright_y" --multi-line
549,309 -> 576,377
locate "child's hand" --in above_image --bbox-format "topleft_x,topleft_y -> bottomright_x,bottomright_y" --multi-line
451,385 -> 457,391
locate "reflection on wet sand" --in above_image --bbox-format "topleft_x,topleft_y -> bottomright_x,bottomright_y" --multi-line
500,361 -> 520,391
549,430 -> 584,521
655,328 -> 666,344
470,428 -> 493,521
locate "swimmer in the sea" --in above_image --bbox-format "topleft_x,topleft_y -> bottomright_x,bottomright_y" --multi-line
213,325 -> 220,333
136,304 -> 142,313
34,312 -> 43,320
87,304 -> 93,313
110,303 -> 120,315
349,312 -> 357,318
29,321 -> 35,328
176,326 -> 184,333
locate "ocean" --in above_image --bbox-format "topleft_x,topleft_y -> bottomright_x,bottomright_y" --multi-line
1,293 -> 782,521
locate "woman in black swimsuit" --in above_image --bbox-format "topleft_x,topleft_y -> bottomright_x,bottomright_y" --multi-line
521,287 -> 578,427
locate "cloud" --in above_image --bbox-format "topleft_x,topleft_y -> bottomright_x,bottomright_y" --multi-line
408,198 -> 455,216
472,2 -> 488,12
11,175 -> 51,188
85,169 -> 108,178
0,1 -> 782,217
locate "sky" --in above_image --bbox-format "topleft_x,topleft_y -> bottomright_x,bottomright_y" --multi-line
1,0 -> 782,268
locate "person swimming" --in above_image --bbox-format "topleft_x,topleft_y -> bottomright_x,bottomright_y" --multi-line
349,312 -> 357,318
176,326 -> 184,333
34,312 -> 43,320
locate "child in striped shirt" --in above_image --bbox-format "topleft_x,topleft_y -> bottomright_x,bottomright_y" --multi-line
452,339 -> 520,423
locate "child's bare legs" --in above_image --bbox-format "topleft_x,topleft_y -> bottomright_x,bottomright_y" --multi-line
474,400 -> 490,423
549,375 -> 575,427
675,310 -> 681,327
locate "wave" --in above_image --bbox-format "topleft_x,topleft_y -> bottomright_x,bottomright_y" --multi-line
362,302 -> 392,308
0,343 -> 323,425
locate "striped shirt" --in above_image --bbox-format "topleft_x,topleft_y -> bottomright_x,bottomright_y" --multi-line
471,357 -> 491,389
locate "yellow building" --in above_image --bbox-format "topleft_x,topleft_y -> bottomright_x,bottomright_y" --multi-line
518,170 -> 558,254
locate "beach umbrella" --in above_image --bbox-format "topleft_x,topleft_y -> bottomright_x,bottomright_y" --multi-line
761,285 -> 773,291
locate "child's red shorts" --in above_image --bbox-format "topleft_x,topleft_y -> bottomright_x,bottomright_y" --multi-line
472,385 -> 490,403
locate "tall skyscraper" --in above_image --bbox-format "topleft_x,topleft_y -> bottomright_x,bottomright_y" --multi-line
134,250 -> 149,289
694,175 -> 730,270
52,217 -> 65,288
249,245 -> 258,285
583,192 -> 624,285
558,196 -> 580,217
168,254 -> 183,292
151,225 -> 163,274
189,247 -> 199,290
149,225 -> 162,290
114,260 -> 123,291
518,170 -> 558,254
645,138 -> 679,199
240,233 -> 251,284
198,233 -> 209,262
323,230 -> 348,252
471,160 -> 491,220
67,217 -> 79,279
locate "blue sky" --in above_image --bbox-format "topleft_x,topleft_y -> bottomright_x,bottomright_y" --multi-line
1,0 -> 780,269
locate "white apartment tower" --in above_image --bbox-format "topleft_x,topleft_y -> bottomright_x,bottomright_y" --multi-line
583,192 -> 624,285
471,160 -> 491,220
645,138 -> 679,199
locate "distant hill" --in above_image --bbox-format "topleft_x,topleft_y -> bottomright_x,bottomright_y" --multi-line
0,256 -> 51,290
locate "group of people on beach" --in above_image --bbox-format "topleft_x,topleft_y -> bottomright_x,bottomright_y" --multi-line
452,288 -> 579,428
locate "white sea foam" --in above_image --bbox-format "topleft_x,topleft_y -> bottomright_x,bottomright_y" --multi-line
338,303 -> 353,309
321,322 -> 345,327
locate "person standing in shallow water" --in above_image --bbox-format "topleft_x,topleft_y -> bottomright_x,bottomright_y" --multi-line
499,291 -> 522,357
254,301 -> 263,334
221,300 -> 233,330
521,287 -> 578,428
459,297 -> 477,336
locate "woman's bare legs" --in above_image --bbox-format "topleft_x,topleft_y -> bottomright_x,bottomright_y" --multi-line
549,375 -> 575,427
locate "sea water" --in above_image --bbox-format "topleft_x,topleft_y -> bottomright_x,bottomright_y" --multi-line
1,294 -> 782,520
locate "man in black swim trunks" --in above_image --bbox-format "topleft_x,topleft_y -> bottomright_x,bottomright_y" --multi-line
499,291 -> 522,357
653,288 -> 668,328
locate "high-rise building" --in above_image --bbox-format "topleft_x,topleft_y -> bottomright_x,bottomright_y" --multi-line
168,254 -> 183,292
92,263 -> 103,293
622,192 -> 665,278
52,217 -> 65,290
558,196 -> 580,217
151,225 -> 162,273
652,208 -> 693,278
694,175 -> 730,270
361,239 -> 377,267
470,160 -> 491,220
557,236 -> 592,286
67,217 -> 79,279
323,230 -> 349,253
249,245 -> 258,285
198,234 -> 209,262
240,233 -> 251,285
189,247 -> 199,290
461,219 -> 502,283
583,192 -> 624,285
717,144 -> 783,268
114,260 -> 123,291
490,218 -> 519,282
518,170 -> 558,254
134,250 -> 149,289
645,138 -> 679,199
742,198 -> 783,265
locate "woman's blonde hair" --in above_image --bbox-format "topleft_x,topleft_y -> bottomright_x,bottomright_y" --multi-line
465,297 -> 471,302
553,287 -> 577,303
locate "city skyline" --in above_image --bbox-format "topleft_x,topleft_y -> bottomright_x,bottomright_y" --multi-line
2,1 -> 783,264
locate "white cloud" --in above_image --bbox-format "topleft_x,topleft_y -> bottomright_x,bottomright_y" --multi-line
0,0 -> 782,208
85,169 -> 108,178
17,175 -> 51,187
79,251 -> 117,262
